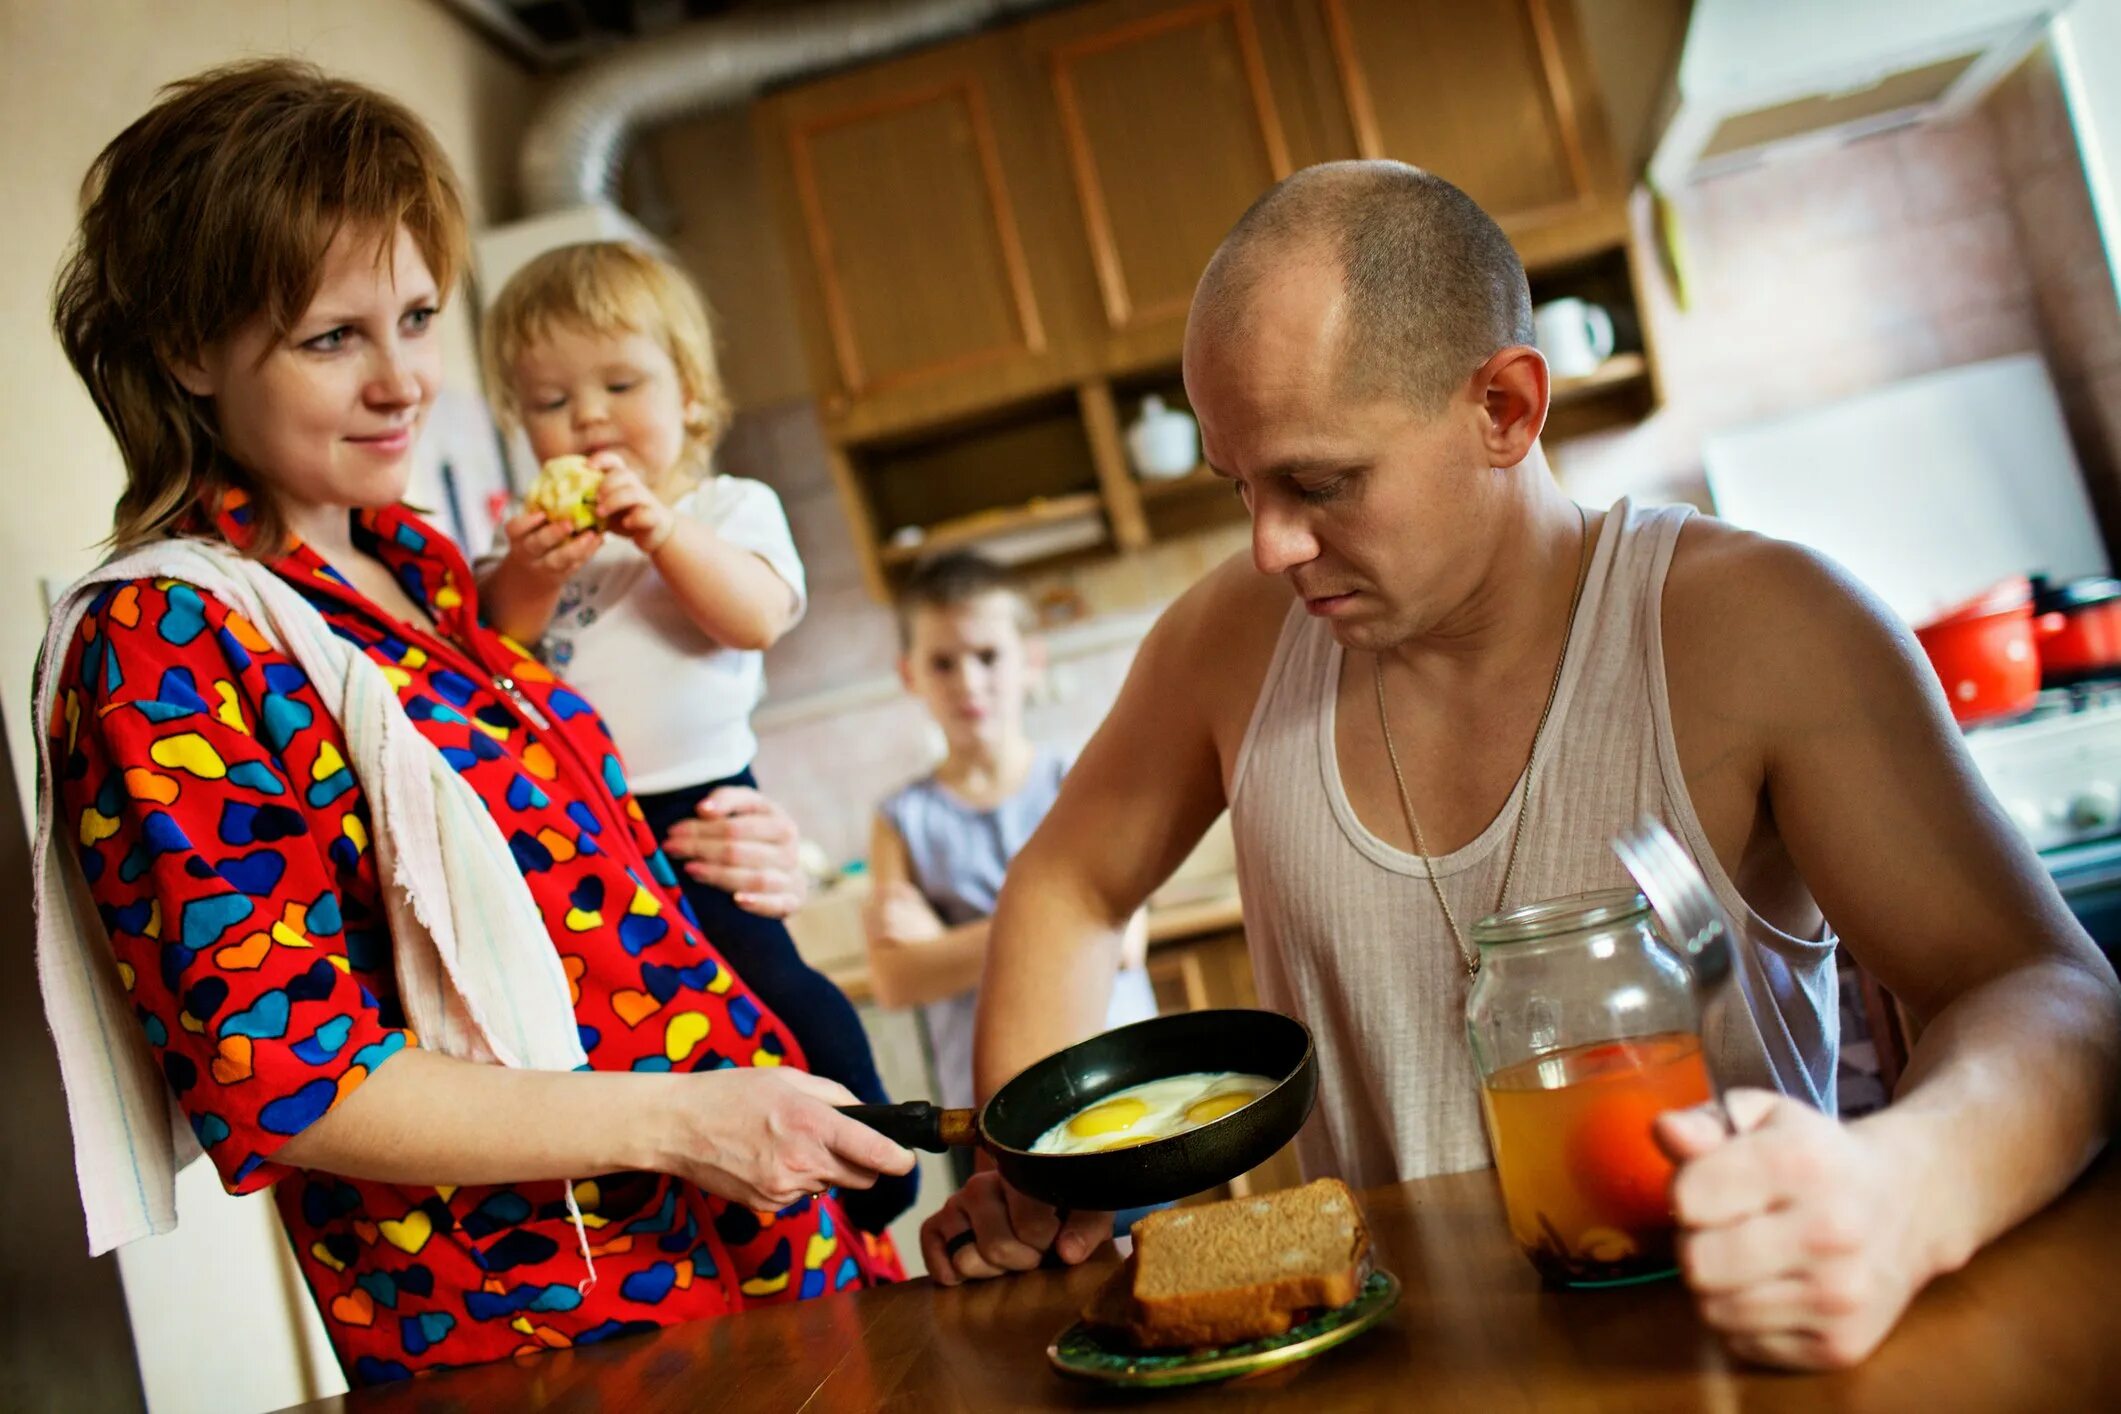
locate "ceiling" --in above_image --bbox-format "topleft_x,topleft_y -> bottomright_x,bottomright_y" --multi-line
439,0 -> 852,67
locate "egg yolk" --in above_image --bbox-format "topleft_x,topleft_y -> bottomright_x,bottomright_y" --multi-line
1066,1097 -> 1148,1138
1183,1091 -> 1261,1125
1091,1134 -> 1158,1152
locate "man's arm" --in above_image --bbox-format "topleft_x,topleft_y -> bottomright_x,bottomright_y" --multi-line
1660,526 -> 2121,1369
922,562 -> 1280,1284
971,579 -> 1241,1102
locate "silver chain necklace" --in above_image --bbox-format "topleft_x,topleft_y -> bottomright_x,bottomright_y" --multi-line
1371,504 -> 1592,975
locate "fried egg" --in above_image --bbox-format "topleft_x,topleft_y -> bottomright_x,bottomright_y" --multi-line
1030,1072 -> 1276,1155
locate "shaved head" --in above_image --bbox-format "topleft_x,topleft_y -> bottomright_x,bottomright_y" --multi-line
1191,161 -> 1533,411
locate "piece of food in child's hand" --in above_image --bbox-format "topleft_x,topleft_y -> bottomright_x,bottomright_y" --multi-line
526,454 -> 605,531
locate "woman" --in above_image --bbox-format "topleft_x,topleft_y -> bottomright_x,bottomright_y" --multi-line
41,59 -> 910,1384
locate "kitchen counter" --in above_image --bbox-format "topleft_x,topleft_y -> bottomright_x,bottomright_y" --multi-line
287,1151 -> 2121,1411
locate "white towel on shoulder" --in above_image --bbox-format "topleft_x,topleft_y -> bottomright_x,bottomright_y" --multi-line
33,538 -> 587,1256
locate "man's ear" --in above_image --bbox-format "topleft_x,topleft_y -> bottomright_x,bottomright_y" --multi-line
896,653 -> 916,693
1024,633 -> 1049,676
1471,344 -> 1548,467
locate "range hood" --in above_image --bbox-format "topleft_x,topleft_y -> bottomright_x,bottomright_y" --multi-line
1649,0 -> 2068,189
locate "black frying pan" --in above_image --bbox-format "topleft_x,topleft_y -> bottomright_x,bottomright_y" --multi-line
839,1008 -> 1316,1210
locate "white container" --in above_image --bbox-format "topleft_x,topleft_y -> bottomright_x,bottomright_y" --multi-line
1126,394 -> 1200,479
1533,298 -> 1615,379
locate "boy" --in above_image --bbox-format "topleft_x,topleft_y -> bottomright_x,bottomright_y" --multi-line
867,552 -> 1156,1184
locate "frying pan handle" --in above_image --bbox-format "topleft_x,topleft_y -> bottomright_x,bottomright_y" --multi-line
837,1102 -> 980,1152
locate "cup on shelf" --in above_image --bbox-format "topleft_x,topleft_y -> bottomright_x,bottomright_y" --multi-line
1126,394 -> 1200,480
1533,298 -> 1616,380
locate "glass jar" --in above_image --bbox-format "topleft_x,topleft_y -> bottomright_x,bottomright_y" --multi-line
1465,887 -> 1713,1287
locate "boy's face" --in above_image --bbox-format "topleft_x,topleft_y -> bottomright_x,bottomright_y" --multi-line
511,322 -> 701,486
900,592 -> 1043,754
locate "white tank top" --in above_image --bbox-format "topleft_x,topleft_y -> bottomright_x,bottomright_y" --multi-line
1230,499 -> 1838,1189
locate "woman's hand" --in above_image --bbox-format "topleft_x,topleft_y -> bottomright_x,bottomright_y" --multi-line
501,507 -> 602,584
661,1068 -> 914,1212
661,784 -> 810,917
593,456 -> 676,553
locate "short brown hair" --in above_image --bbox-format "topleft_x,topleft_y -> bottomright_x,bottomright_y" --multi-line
1193,160 -> 1533,410
52,59 -> 467,559
896,551 -> 1027,649
482,242 -> 733,489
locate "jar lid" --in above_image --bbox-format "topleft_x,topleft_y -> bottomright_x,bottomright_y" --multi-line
1471,886 -> 1648,946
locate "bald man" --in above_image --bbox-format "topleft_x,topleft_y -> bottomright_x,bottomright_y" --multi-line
916,163 -> 2119,1368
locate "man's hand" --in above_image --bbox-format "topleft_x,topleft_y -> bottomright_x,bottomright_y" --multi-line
660,784 -> 809,917
919,1169 -> 1115,1285
1658,1088 -> 1949,1371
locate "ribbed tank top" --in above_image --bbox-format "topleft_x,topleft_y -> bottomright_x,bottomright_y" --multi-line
1230,498 -> 1838,1189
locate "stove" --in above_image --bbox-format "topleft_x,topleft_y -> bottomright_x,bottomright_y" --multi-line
1964,684 -> 2121,852
1963,684 -> 2121,955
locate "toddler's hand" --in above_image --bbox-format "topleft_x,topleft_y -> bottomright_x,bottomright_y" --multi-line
594,457 -> 676,552
502,508 -> 601,583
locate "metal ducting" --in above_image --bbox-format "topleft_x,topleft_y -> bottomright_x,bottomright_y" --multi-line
518,0 -> 1075,214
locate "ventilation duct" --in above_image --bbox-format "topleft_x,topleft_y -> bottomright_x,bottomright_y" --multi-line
518,0 -> 1075,213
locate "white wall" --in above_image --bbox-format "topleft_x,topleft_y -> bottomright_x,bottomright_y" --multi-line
0,0 -> 533,826
0,4 -> 533,1409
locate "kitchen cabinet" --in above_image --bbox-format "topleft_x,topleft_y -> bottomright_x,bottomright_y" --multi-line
1007,0 -> 1340,372
1305,0 -> 1628,267
754,0 -> 1653,600
754,34 -> 1103,442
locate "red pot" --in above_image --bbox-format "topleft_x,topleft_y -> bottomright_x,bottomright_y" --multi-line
1914,577 -> 2040,725
2033,575 -> 2121,685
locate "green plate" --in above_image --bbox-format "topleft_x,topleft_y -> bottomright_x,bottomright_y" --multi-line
1046,1269 -> 1401,1389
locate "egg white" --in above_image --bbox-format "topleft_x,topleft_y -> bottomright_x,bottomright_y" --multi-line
1030,1072 -> 1276,1155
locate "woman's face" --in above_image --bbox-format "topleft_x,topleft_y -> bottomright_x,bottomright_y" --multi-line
175,223 -> 442,532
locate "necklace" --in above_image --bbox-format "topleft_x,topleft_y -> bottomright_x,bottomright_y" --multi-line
1371,504 -> 1593,975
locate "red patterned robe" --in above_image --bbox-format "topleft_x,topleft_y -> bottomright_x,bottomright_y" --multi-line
51,494 -> 899,1384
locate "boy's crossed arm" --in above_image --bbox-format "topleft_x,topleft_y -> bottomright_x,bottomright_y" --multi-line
861,813 -> 1146,1011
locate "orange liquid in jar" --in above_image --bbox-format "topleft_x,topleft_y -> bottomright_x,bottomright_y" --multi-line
1480,1032 -> 1712,1286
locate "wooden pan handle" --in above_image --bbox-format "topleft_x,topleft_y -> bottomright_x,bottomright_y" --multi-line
837,1102 -> 981,1152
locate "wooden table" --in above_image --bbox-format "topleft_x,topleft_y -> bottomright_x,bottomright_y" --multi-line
289,1154 -> 2120,1412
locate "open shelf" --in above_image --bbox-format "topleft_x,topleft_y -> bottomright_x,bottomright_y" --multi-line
1551,352 -> 1649,406
877,490 -> 1107,566
1136,466 -> 1222,500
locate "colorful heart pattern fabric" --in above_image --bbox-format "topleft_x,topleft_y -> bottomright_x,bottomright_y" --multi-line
54,495 -> 900,1383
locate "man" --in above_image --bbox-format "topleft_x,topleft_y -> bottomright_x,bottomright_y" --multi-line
918,161 -> 2119,1371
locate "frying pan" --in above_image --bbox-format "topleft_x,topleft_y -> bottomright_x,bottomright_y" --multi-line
839,1008 -> 1316,1211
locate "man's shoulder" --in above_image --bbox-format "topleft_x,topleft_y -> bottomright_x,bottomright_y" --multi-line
1145,550 -> 1290,680
1662,512 -> 1915,720
1666,514 -> 1890,637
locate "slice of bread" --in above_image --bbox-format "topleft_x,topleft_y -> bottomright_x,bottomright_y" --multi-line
1083,1178 -> 1371,1350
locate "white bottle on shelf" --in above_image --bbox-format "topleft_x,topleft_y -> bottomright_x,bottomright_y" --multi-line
1125,394 -> 1200,480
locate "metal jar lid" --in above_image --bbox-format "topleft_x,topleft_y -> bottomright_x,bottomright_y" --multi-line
1471,886 -> 1649,947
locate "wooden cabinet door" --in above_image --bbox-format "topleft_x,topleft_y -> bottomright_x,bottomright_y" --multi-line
1309,0 -> 1624,263
758,35 -> 1097,438
1015,0 -> 1325,370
